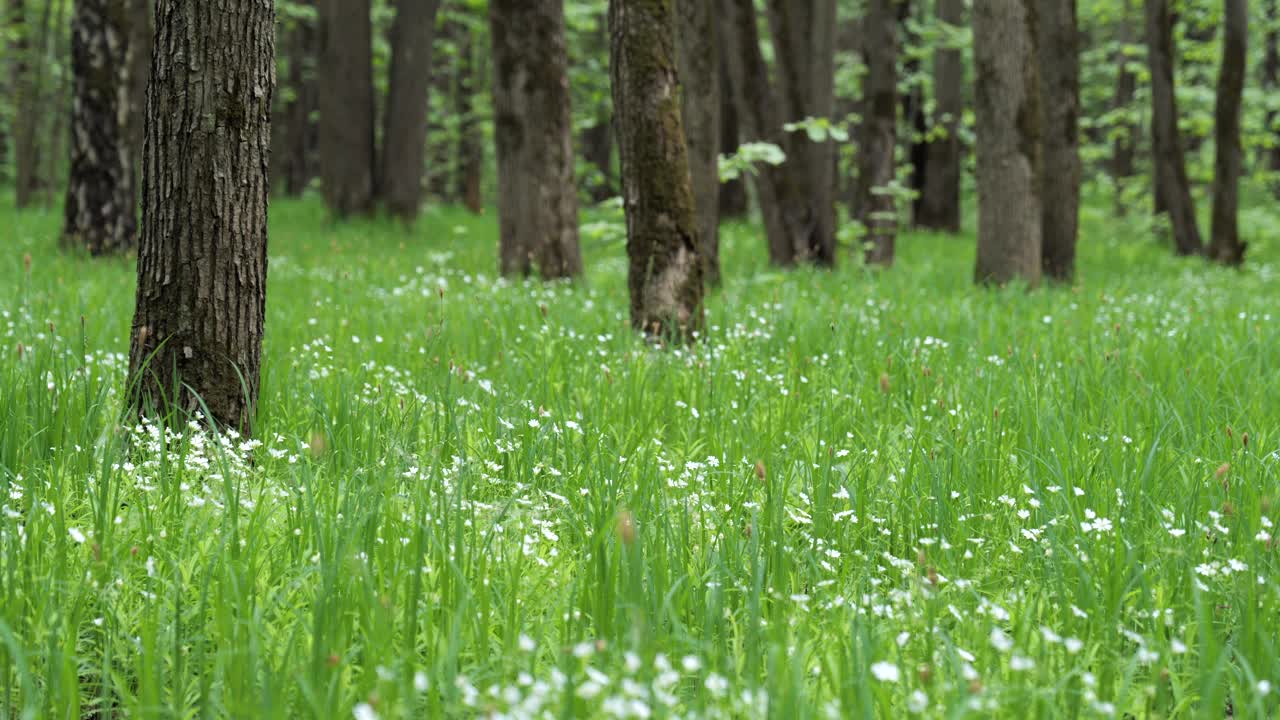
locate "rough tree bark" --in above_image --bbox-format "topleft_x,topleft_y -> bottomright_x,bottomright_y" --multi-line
490,0 -> 583,279
1208,0 -> 1247,266
918,0 -> 963,232
379,0 -> 442,221
128,0 -> 274,434
1039,0 -> 1081,282
720,0 -> 834,267
859,0 -> 899,266
318,0 -> 375,217
62,0 -> 136,256
1145,0 -> 1203,255
972,0 -> 1042,286
610,0 -> 704,342
677,0 -> 722,285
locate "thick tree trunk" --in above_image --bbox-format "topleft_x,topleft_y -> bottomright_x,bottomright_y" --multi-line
1116,2 -> 1136,212
277,2 -> 320,196
379,0 -> 441,221
677,0 -> 722,285
490,0 -> 583,278
717,42 -> 748,220
859,0 -> 898,266
318,0 -> 375,217
610,0 -> 704,342
972,0 -> 1042,286
1208,0 -> 1247,266
1145,0 -> 1203,255
128,0 -> 274,434
721,0 -> 833,267
917,0 -> 963,232
62,0 -> 136,255
1039,0 -> 1081,282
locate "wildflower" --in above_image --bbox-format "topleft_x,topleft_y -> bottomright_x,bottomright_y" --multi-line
870,661 -> 900,683
353,703 -> 378,720
69,528 -> 86,544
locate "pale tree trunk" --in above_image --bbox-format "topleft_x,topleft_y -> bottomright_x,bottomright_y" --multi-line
128,0 -> 274,434
63,0 -> 136,255
1145,0 -> 1203,255
379,0 -> 441,221
1039,0 -> 1081,282
973,0 -> 1042,286
318,0 -> 375,217
859,0 -> 898,266
490,0 -> 583,279
917,0 -> 963,232
677,0 -> 722,285
610,0 -> 704,342
1208,0 -> 1247,266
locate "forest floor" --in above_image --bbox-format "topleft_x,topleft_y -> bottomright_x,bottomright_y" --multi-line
2,193 -> 1279,718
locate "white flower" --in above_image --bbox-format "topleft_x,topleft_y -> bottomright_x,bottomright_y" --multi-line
990,628 -> 1013,653
1170,639 -> 1188,655
414,672 -> 429,692
870,661 -> 900,683
1010,654 -> 1035,671
907,689 -> 928,713
704,673 -> 729,696
69,528 -> 86,544
353,703 -> 379,720
518,634 -> 537,652
1064,637 -> 1084,654
1259,680 -> 1273,696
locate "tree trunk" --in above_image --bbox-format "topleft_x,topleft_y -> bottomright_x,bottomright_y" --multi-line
1145,0 -> 1203,255
1208,0 -> 1247,266
1039,0 -> 1081,282
972,0 -> 1042,286
379,0 -> 441,221
425,16 -> 457,201
11,0 -> 42,208
128,0 -> 273,430
720,0 -> 833,267
128,0 -> 274,434
917,0 -> 963,232
1111,0 -> 1141,212
677,0 -> 722,285
717,41 -> 748,219
900,1 -> 930,229
318,0 -> 375,217
277,2 -> 320,196
455,23 -> 484,215
490,0 -> 583,279
765,0 -> 838,265
859,0 -> 898,266
62,0 -> 136,255
581,120 -> 615,202
610,0 -> 704,342
1263,0 -> 1280,190
126,0 -> 150,167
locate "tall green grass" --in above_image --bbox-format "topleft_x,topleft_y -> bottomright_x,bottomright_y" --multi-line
1,192 -> 1277,718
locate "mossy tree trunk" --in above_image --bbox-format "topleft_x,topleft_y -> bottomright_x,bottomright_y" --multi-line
973,0 -> 1042,286
1208,0 -> 1247,266
490,0 -> 583,279
610,0 -> 705,342
677,0 -> 721,285
1145,0 -> 1203,256
859,0 -> 898,266
379,0 -> 442,222
127,0 -> 274,434
318,0 -> 375,217
1039,0 -> 1081,282
62,0 -> 136,256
